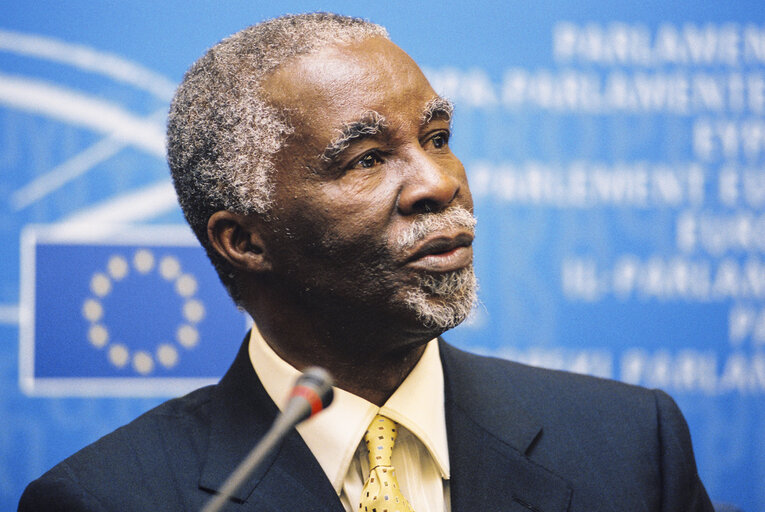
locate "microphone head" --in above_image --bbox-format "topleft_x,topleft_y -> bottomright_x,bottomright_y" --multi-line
289,367 -> 334,420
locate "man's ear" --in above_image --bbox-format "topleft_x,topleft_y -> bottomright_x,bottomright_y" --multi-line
207,211 -> 271,273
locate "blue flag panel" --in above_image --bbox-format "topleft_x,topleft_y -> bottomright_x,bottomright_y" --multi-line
19,226 -> 247,396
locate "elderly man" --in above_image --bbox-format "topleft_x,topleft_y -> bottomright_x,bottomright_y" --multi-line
20,13 -> 713,512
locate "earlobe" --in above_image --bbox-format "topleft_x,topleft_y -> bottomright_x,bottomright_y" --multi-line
207,211 -> 271,273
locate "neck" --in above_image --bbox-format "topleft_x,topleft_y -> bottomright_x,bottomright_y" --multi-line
272,337 -> 428,407
246,286 -> 434,406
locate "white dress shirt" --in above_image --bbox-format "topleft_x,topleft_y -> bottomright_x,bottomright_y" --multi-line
248,326 -> 451,511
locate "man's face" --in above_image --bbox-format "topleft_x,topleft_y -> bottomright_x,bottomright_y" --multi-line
259,37 -> 476,338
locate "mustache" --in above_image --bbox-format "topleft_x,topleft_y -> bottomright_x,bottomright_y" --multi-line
395,205 -> 477,251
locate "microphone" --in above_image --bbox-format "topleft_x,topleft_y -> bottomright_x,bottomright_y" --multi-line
279,366 -> 334,426
201,367 -> 334,512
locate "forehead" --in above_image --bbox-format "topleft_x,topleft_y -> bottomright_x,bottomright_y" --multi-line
262,37 -> 439,140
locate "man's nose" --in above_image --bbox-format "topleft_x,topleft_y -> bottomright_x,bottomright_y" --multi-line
397,152 -> 463,215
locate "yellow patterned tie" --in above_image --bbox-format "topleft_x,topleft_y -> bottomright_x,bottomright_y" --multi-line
358,415 -> 415,512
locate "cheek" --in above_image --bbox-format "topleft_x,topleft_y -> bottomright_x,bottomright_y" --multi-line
318,179 -> 398,235
271,197 -> 387,263
315,208 -> 388,254
269,169 -> 403,262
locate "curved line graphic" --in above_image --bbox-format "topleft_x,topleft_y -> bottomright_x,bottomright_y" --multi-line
53,181 -> 180,238
0,28 -> 176,100
12,137 -> 128,211
11,108 -> 167,211
0,72 -> 165,157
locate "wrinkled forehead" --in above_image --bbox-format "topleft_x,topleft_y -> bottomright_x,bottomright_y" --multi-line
261,37 -> 442,142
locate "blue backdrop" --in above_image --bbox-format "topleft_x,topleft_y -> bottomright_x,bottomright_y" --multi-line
2,1 -> 762,510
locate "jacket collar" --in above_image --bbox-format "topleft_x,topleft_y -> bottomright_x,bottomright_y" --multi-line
198,335 -> 343,510
439,340 -> 573,512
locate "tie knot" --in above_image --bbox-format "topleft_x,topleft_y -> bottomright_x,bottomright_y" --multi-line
364,414 -> 398,469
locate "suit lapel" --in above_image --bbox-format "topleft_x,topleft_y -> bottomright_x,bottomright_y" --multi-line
440,341 -> 572,512
199,335 -> 343,511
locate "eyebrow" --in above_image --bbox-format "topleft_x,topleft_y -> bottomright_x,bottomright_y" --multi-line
321,111 -> 387,162
421,96 -> 454,124
319,97 -> 454,163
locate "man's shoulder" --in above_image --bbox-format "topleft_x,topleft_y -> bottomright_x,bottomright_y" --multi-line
440,340 -> 675,448
440,339 -> 656,405
19,385 -> 217,511
66,382 -> 216,463
441,341 -> 713,511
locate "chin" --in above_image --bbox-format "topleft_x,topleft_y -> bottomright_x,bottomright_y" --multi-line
402,265 -> 478,333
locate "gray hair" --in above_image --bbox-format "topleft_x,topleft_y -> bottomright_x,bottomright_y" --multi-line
166,13 -> 388,303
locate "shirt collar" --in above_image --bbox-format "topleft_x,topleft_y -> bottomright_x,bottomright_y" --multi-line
248,325 -> 450,493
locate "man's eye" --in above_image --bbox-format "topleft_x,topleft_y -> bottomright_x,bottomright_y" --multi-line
356,153 -> 382,169
430,132 -> 449,149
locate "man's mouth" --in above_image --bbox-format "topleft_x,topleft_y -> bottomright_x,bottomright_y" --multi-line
405,232 -> 474,272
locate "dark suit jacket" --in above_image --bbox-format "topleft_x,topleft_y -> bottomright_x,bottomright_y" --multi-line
19,337 -> 714,511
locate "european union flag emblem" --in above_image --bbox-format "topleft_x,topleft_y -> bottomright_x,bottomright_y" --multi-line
19,225 -> 249,396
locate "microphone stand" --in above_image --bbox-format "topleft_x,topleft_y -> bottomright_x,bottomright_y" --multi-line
200,367 -> 333,512
200,413 -> 294,512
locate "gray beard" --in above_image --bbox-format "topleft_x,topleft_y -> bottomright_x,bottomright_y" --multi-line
403,264 -> 478,331
393,204 -> 479,331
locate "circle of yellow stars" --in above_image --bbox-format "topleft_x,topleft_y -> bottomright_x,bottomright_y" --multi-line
81,249 -> 205,375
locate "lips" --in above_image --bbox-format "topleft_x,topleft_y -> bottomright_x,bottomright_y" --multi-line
406,232 -> 474,272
